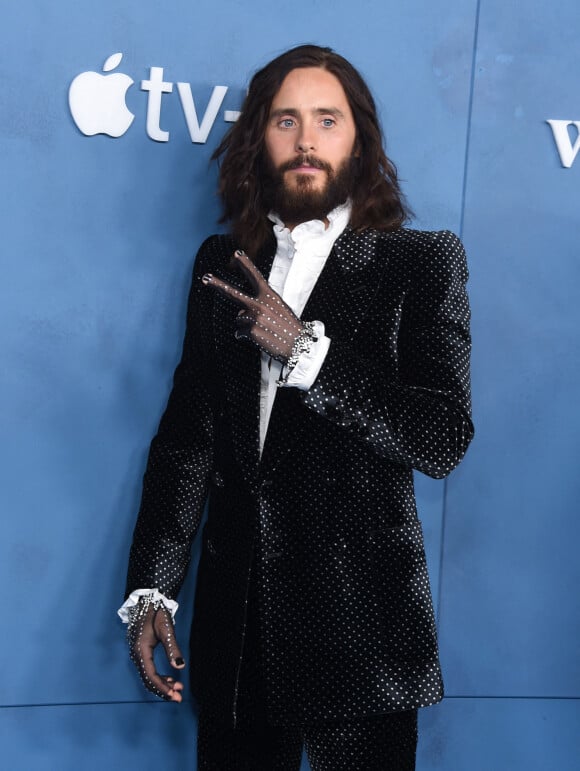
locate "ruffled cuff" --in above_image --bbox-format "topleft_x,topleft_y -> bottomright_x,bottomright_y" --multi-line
117,588 -> 179,624
281,321 -> 330,391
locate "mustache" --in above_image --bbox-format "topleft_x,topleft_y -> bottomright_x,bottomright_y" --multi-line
278,155 -> 333,173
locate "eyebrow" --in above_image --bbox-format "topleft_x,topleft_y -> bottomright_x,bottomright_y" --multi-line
269,107 -> 346,119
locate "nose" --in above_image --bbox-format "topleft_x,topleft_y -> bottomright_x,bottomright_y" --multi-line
296,139 -> 314,152
295,126 -> 315,153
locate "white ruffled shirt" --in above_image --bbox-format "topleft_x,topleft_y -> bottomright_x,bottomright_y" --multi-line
119,201 -> 351,622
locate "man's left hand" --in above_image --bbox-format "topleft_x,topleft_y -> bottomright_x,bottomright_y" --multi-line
201,249 -> 304,363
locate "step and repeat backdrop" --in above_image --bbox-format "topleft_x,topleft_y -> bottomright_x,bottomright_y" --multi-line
0,0 -> 578,768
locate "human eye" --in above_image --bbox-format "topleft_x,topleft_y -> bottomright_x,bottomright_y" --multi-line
321,117 -> 336,128
278,117 -> 296,129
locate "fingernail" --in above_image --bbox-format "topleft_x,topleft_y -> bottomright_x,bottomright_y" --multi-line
234,249 -> 245,257
175,657 -> 185,666
201,274 -> 212,284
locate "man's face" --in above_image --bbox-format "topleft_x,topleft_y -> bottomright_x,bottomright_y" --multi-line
263,67 -> 357,225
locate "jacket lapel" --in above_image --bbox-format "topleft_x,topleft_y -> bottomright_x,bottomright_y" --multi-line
300,227 -> 385,336
260,227 -> 391,476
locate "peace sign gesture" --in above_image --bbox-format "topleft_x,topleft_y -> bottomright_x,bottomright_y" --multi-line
201,249 -> 307,364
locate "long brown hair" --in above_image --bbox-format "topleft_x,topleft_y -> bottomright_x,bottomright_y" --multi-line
212,45 -> 411,257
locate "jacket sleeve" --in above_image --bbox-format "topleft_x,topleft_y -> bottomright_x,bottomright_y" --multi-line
124,238 -> 217,599
300,230 -> 474,479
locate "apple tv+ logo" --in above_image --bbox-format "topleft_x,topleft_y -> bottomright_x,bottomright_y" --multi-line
68,53 -> 240,143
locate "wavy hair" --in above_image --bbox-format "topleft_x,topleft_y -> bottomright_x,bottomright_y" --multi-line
212,45 -> 411,257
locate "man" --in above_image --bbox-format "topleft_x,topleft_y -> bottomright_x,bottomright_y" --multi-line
120,44 -> 474,770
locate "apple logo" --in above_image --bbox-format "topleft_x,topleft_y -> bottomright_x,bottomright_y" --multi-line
69,53 -> 135,138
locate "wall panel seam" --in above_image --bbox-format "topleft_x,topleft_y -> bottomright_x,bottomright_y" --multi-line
436,0 -> 482,628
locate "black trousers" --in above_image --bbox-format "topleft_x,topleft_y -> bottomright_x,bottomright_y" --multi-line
197,708 -> 418,770
197,710 -> 417,771
197,558 -> 418,770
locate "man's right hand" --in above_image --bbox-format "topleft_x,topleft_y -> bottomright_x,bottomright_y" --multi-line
127,597 -> 186,702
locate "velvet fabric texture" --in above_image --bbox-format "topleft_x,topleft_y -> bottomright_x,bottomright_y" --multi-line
125,226 -> 474,726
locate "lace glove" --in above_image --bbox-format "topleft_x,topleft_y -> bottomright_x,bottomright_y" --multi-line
201,249 -> 316,365
127,594 -> 185,702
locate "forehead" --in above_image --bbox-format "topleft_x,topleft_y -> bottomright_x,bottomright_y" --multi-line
270,67 -> 352,113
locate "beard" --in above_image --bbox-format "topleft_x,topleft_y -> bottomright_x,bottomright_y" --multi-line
262,153 -> 356,225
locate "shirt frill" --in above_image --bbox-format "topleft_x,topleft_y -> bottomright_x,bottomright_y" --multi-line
281,321 -> 330,391
117,588 -> 179,624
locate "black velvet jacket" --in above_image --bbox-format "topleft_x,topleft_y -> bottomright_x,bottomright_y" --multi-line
126,226 -> 474,725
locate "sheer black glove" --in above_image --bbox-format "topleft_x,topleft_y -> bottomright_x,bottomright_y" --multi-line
127,595 -> 185,702
201,249 -> 305,363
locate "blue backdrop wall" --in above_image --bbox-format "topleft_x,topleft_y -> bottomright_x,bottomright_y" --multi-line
1,1 -> 579,768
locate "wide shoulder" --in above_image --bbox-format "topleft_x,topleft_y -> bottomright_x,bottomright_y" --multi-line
372,227 -> 468,281
374,227 -> 464,256
337,226 -> 464,261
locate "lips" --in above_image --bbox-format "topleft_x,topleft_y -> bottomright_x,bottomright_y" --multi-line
293,165 -> 321,172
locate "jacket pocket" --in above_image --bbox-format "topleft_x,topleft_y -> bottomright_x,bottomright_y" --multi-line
368,520 -> 439,662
